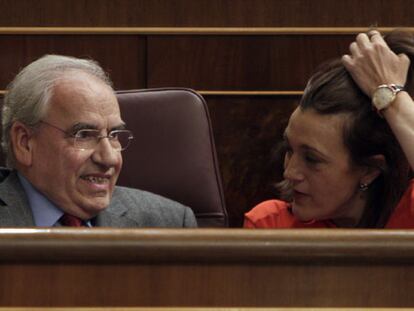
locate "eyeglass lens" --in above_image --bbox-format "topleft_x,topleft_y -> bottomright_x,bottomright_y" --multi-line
73,130 -> 133,151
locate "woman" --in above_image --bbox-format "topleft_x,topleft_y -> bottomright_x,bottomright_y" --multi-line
244,30 -> 414,228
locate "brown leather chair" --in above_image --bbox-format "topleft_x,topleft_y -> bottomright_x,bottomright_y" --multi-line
116,88 -> 228,227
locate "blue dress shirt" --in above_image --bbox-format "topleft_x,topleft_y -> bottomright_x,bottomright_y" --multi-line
18,173 -> 91,227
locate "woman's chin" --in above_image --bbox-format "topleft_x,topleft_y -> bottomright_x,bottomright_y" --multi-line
291,203 -> 315,222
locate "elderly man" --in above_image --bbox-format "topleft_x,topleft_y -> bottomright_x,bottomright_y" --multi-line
0,55 -> 197,227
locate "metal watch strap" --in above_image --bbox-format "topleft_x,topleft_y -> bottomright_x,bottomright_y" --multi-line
388,84 -> 405,93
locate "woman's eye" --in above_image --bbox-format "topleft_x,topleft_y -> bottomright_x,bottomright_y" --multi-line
305,154 -> 321,164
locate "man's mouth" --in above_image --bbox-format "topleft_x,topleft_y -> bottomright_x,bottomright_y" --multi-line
81,175 -> 110,184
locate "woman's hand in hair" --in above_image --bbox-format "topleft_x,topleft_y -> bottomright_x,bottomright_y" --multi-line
342,30 -> 410,97
344,31 -> 414,170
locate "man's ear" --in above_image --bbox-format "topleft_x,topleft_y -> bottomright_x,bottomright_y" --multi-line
10,121 -> 34,167
360,154 -> 386,186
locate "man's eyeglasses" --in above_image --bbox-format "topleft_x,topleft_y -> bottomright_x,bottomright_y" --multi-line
38,121 -> 134,151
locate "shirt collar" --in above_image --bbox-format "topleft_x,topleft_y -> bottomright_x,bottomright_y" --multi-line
17,173 -> 63,227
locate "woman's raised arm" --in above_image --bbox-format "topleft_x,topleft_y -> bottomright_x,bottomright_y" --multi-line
342,30 -> 414,170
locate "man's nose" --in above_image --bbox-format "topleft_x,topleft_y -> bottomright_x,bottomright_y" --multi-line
91,137 -> 121,167
283,154 -> 305,182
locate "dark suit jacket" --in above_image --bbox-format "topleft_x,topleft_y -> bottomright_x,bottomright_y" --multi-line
0,169 -> 197,227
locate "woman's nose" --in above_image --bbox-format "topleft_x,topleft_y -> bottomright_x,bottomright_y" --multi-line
283,153 -> 305,182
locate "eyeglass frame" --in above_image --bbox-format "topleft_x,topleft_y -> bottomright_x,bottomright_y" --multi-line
36,120 -> 134,151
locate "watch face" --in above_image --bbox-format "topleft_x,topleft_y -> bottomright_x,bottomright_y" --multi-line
372,86 -> 395,110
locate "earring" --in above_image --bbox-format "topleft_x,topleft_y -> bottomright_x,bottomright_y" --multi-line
359,182 -> 369,192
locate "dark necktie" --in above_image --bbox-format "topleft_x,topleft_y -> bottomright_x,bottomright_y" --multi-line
60,213 -> 85,227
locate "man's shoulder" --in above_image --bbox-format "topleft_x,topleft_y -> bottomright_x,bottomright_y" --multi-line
107,185 -> 197,227
112,186 -> 186,209
0,168 -> 22,193
0,168 -> 35,227
0,167 -> 13,183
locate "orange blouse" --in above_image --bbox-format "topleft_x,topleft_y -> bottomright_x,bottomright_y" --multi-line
244,180 -> 414,229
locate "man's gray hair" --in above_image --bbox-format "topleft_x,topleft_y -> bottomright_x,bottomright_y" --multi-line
2,54 -> 113,168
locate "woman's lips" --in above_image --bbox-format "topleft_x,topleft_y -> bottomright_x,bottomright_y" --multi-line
294,189 -> 307,195
293,190 -> 309,202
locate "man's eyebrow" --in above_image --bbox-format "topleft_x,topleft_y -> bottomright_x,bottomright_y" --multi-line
70,122 -> 127,132
110,123 -> 126,131
70,123 -> 98,132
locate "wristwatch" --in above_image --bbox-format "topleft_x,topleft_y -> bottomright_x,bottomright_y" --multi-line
372,84 -> 405,112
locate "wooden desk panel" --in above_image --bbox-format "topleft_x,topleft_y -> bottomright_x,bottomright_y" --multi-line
147,35 -> 353,91
0,229 -> 412,307
0,35 -> 146,90
0,263 -> 412,307
0,0 -> 413,27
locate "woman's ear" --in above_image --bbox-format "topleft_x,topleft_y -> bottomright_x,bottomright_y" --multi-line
10,121 -> 34,167
361,154 -> 386,185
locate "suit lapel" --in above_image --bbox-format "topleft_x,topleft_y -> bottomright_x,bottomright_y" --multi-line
0,170 -> 35,226
94,206 -> 136,227
94,187 -> 138,227
0,171 -> 140,228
